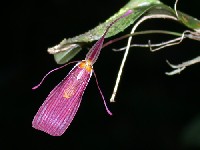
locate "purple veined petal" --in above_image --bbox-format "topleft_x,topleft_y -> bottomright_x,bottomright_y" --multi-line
32,61 -> 93,136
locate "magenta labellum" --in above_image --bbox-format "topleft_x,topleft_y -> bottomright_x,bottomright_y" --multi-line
32,10 -> 133,136
32,61 -> 92,136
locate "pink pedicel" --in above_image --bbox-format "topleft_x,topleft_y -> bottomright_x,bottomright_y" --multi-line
32,10 -> 132,136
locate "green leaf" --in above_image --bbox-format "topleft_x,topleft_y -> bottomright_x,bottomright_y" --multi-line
50,0 -> 161,64
53,44 -> 81,64
49,0 -> 200,64
177,11 -> 200,32
140,3 -> 200,32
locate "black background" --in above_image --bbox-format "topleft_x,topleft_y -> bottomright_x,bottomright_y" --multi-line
3,0 -> 200,149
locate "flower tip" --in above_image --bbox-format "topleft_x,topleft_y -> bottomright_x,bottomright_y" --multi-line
127,9 -> 133,13
124,9 -> 133,16
107,109 -> 113,116
32,86 -> 38,90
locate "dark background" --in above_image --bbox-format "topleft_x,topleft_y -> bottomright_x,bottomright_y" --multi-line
3,0 -> 200,149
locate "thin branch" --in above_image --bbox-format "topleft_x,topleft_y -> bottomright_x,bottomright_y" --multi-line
112,30 -> 198,51
113,37 -> 183,51
166,56 -> 200,75
110,14 -> 178,102
149,30 -> 188,51
174,0 -> 179,19
103,30 -> 183,48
